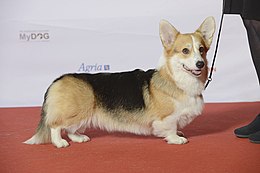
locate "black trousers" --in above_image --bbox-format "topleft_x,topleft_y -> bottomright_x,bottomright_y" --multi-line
242,19 -> 260,84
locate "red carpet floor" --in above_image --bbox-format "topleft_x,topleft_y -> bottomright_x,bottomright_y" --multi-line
0,102 -> 260,173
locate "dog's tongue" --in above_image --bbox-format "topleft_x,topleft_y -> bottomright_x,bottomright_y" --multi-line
192,70 -> 202,76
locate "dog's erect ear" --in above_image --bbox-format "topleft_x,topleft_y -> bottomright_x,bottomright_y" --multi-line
196,16 -> 216,48
159,20 -> 179,51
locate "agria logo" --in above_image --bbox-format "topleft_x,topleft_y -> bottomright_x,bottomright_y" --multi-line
19,30 -> 50,42
78,63 -> 111,73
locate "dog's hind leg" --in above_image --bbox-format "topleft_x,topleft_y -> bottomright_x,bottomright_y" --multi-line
51,127 -> 69,148
68,132 -> 90,143
66,120 -> 91,143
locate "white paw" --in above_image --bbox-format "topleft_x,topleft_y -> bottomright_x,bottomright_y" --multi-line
53,139 -> 69,148
68,134 -> 90,143
165,135 -> 188,144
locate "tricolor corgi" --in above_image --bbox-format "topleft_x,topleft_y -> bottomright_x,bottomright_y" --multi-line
24,17 -> 215,148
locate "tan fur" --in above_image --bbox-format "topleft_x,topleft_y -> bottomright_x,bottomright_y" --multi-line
45,76 -> 96,128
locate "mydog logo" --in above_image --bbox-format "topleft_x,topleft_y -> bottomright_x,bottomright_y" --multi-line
78,63 -> 111,73
19,30 -> 50,42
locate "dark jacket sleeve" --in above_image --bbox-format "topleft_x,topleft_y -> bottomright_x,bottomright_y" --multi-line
223,0 -> 243,14
223,0 -> 260,20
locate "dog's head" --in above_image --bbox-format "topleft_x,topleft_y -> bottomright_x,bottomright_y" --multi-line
159,17 -> 215,91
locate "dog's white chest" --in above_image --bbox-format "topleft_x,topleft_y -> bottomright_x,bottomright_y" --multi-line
174,95 -> 204,129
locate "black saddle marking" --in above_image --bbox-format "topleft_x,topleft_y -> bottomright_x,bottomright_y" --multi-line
70,69 -> 156,112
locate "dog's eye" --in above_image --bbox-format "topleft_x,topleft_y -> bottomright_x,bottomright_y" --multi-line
199,47 -> 204,54
182,48 -> 189,54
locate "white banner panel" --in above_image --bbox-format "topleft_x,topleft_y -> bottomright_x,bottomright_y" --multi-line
0,0 -> 259,107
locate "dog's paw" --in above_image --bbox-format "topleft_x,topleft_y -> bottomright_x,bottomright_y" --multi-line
165,135 -> 188,144
53,139 -> 70,148
68,133 -> 90,143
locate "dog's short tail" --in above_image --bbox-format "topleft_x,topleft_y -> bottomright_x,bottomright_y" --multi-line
23,109 -> 51,145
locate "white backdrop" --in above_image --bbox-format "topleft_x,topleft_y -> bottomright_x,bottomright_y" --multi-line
0,0 -> 259,107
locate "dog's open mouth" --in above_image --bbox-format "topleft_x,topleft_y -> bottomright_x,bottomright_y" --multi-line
182,64 -> 202,77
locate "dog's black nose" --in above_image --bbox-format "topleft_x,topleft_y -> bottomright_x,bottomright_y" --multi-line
196,61 -> 205,69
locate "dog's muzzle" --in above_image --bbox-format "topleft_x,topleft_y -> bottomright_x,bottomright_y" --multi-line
182,64 -> 202,77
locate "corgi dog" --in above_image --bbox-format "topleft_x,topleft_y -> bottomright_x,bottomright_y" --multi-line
24,17 -> 215,148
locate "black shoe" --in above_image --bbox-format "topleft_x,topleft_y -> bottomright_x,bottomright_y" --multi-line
249,131 -> 260,144
234,114 -> 260,138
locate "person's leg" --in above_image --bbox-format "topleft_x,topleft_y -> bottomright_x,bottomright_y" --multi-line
234,19 -> 260,143
242,19 -> 260,84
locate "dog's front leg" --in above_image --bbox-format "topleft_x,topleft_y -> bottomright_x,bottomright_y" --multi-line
152,116 -> 188,144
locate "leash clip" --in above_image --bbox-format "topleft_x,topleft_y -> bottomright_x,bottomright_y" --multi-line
204,77 -> 213,90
